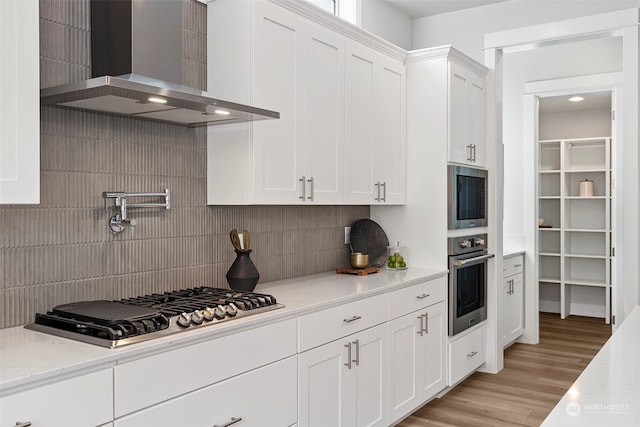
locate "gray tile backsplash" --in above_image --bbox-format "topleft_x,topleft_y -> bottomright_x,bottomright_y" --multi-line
0,0 -> 369,329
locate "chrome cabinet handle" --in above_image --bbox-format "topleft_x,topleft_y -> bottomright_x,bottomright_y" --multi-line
343,315 -> 362,323
381,181 -> 387,202
467,144 -> 473,161
299,176 -> 306,200
374,181 -> 381,201
416,293 -> 430,300
417,314 -> 425,336
353,339 -> 360,366
15,422 -> 32,427
214,416 -> 243,427
514,263 -> 523,267
424,312 -> 429,334
344,342 -> 352,369
307,177 -> 314,201
472,144 -> 477,162
467,351 -> 478,358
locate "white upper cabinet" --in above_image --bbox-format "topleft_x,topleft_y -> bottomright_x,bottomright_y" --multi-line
344,42 -> 406,205
0,0 -> 40,204
447,53 -> 487,166
207,0 -> 405,205
301,22 -> 345,204
252,1 -> 306,204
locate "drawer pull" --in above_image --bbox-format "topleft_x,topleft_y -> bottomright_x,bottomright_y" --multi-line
214,416 -> 243,427
416,293 -> 430,300
514,263 -> 523,267
344,343 -> 353,369
467,351 -> 478,358
343,315 -> 362,323
15,423 -> 32,427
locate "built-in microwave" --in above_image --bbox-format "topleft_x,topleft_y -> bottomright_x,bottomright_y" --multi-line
448,165 -> 488,230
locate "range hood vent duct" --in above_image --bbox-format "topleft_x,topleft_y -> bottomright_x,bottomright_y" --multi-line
40,0 -> 279,127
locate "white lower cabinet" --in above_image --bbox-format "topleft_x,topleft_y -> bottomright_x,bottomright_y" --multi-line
388,301 -> 446,424
503,255 -> 525,347
448,323 -> 486,386
298,323 -> 388,427
114,356 -> 297,427
0,368 -> 113,427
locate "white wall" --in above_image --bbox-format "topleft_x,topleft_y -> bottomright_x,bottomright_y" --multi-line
413,0 -> 640,61
360,0 -> 413,50
539,108 -> 612,140
502,37 -> 622,236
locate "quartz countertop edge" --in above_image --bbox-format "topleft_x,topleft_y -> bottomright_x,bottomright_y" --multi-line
0,267 -> 447,392
503,249 -> 525,258
541,305 -> 640,426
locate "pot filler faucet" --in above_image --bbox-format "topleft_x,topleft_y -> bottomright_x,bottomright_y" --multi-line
102,189 -> 170,236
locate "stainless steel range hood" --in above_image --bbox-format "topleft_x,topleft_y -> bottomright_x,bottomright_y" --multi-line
40,0 -> 279,127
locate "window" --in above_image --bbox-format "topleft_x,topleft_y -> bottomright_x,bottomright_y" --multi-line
306,0 -> 360,26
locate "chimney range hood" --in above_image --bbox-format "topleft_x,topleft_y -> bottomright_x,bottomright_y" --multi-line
40,0 -> 279,127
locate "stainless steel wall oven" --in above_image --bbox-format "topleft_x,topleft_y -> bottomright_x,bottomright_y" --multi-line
448,234 -> 493,336
448,165 -> 488,229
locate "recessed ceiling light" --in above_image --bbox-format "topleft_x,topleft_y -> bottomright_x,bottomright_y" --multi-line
214,109 -> 230,115
148,97 -> 167,104
568,96 -> 584,102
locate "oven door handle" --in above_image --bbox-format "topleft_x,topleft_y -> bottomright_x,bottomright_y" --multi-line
455,253 -> 495,266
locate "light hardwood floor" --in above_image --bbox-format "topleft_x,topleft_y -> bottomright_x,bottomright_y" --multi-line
398,312 -> 612,427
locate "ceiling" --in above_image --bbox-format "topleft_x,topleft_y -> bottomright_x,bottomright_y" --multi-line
384,0 -> 508,18
539,92 -> 612,113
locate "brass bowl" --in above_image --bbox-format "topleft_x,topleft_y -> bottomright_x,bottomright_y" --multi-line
350,252 -> 369,269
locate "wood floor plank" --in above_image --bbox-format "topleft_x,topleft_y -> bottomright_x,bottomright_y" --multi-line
396,313 -> 611,427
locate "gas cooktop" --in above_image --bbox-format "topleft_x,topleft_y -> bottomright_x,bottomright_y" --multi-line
25,287 -> 283,348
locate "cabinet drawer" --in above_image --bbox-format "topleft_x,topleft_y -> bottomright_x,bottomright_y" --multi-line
448,324 -> 486,386
115,356 -> 297,427
388,276 -> 447,320
503,255 -> 524,277
115,318 -> 296,417
298,293 -> 387,352
0,369 -> 113,427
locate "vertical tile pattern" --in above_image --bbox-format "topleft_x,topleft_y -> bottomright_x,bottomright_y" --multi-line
0,0 -> 370,329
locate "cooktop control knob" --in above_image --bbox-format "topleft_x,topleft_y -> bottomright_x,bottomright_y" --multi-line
177,312 -> 191,328
459,240 -> 472,248
202,307 -> 215,321
214,306 -> 226,319
191,310 -> 204,325
226,303 -> 238,317
474,238 -> 486,246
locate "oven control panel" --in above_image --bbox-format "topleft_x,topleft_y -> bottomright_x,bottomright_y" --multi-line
448,234 -> 488,256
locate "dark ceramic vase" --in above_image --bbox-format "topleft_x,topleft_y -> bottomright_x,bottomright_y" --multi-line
226,249 -> 260,292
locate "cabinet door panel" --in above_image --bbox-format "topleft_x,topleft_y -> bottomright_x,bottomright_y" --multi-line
0,0 -> 39,204
388,313 -> 419,423
344,43 -> 376,204
505,274 -> 524,344
419,302 -> 447,400
467,78 -> 485,165
448,63 -> 469,164
354,324 -> 388,427
305,24 -> 344,204
252,2 -> 304,203
374,58 -> 406,204
115,357 -> 297,427
298,340 -> 351,427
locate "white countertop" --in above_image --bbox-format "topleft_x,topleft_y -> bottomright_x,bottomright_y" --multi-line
503,249 -> 525,258
542,305 -> 640,426
0,267 -> 446,392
